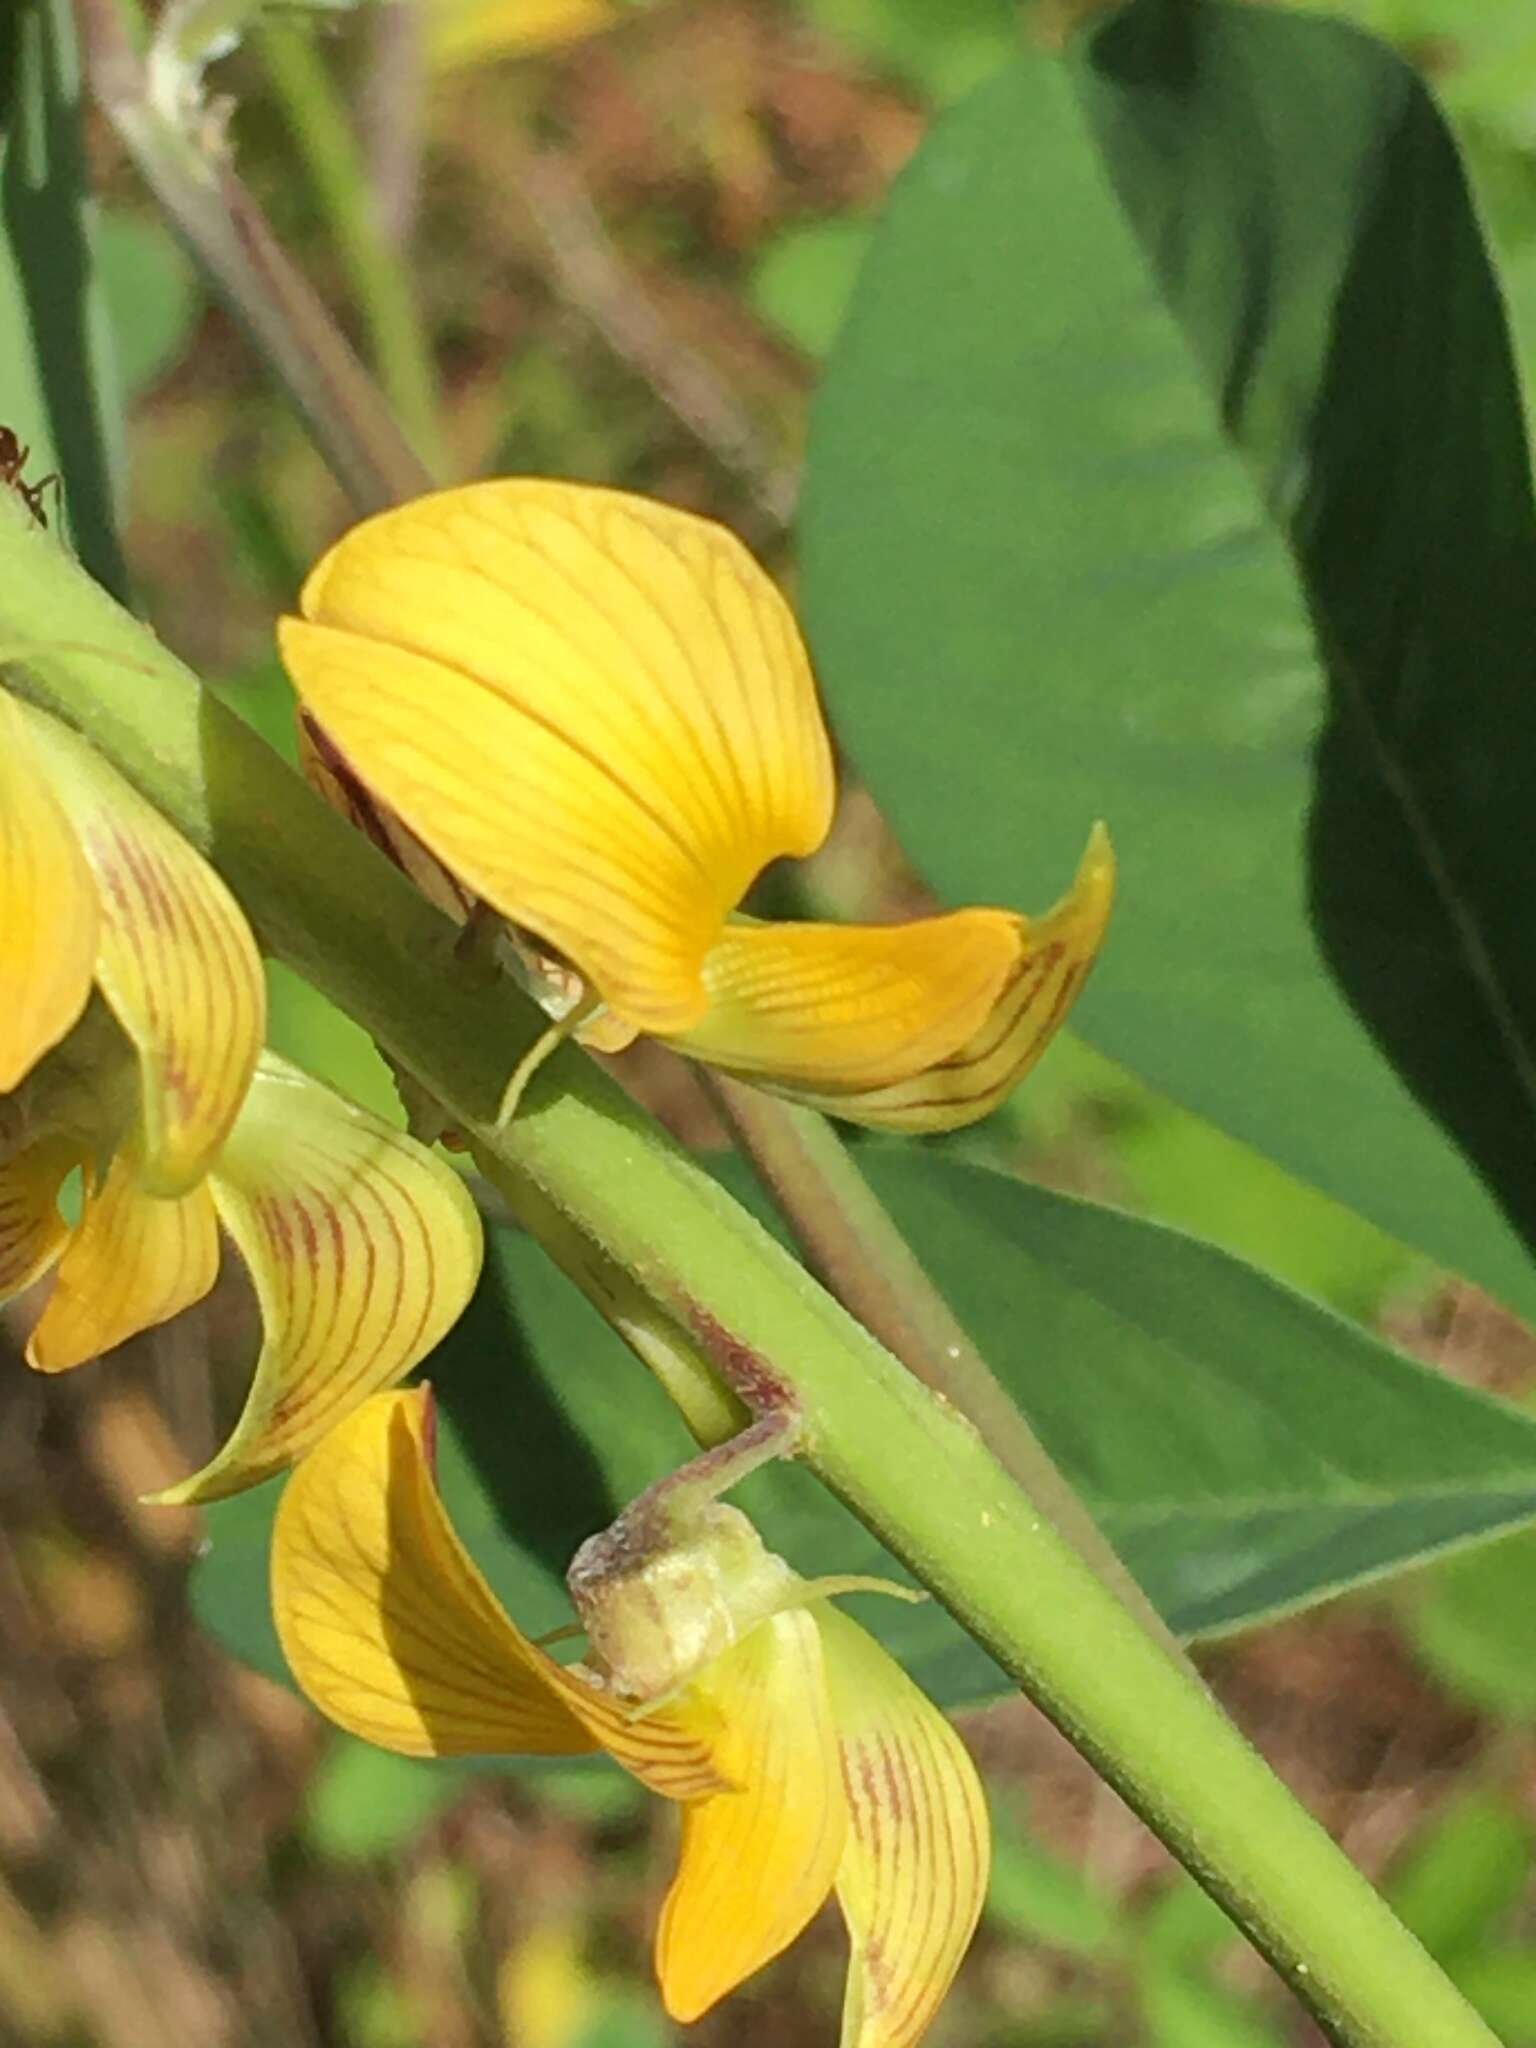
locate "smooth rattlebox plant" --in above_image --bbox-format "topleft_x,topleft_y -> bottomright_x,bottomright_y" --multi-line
1,0 -> 1527,2037
273,1389 -> 989,2048
0,389 -> 1512,2048
0,688 -> 483,1500
278,478 -> 1114,1131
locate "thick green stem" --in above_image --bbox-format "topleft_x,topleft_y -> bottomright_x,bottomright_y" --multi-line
706,1074 -> 1190,1666
467,1136 -> 742,1447
0,503 -> 1502,2048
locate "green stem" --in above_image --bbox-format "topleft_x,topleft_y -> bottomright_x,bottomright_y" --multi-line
705,1075 -> 1190,1667
0,503 -> 1501,2048
468,1136 -> 743,1447
256,22 -> 445,478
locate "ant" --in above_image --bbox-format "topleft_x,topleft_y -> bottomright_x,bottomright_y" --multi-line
0,427 -> 61,529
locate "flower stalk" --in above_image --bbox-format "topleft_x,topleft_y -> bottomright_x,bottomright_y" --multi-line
704,1071 -> 1189,1668
0,494 -> 1502,2048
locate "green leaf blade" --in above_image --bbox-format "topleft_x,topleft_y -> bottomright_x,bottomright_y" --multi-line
798,0 -> 1536,1312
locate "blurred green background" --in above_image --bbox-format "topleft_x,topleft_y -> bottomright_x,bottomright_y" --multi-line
7,1 -> 1536,2043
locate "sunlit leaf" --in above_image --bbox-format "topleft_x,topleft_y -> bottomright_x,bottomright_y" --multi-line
799,0 -> 1536,1314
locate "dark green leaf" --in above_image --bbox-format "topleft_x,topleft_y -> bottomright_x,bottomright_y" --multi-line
194,1154 -> 1536,1720
1139,1962 -> 1288,2048
798,0 -> 1536,1314
1445,1948 -> 1536,2048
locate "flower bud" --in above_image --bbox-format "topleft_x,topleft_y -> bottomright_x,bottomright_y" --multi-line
567,1503 -> 797,1703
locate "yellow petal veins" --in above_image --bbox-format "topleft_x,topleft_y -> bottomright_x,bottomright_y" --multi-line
0,1136 -> 79,1301
656,1610 -> 848,2021
26,1149 -> 219,1373
272,1389 -> 724,1798
274,1389 -> 607,1757
819,1607 -> 989,2048
767,826 -> 1116,1131
281,480 -> 835,1036
156,1054 -> 483,1502
0,693 -> 97,1091
676,908 -> 1024,1090
298,710 -> 475,923
17,703 -> 265,1194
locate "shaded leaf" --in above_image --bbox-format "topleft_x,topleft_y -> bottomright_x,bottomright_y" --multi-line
798,0 -> 1536,1314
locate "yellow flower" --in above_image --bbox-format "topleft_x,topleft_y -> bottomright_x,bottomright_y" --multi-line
274,1388 -> 990,2046
0,694 -> 483,1500
0,690 -> 265,1184
278,480 -> 1113,1131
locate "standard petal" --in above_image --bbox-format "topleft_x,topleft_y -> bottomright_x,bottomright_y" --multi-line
273,1388 -> 723,1801
298,710 -> 476,923
17,704 -> 265,1194
26,1150 -> 219,1373
656,1609 -> 848,2022
723,826 -> 1116,1132
818,1607 -> 989,2048
0,1136 -> 78,1301
157,1053 -> 483,1502
281,480 -> 836,1036
0,693 -> 97,1090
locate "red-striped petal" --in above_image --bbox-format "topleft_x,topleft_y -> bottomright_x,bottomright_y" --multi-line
17,704 -> 265,1193
155,1053 -> 483,1502
820,1607 -> 989,2048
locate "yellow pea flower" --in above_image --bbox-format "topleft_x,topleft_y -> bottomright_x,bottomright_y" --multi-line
274,1388 -> 990,2047
0,690 -> 265,1185
277,480 -> 1113,1131
0,694 -> 483,1500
